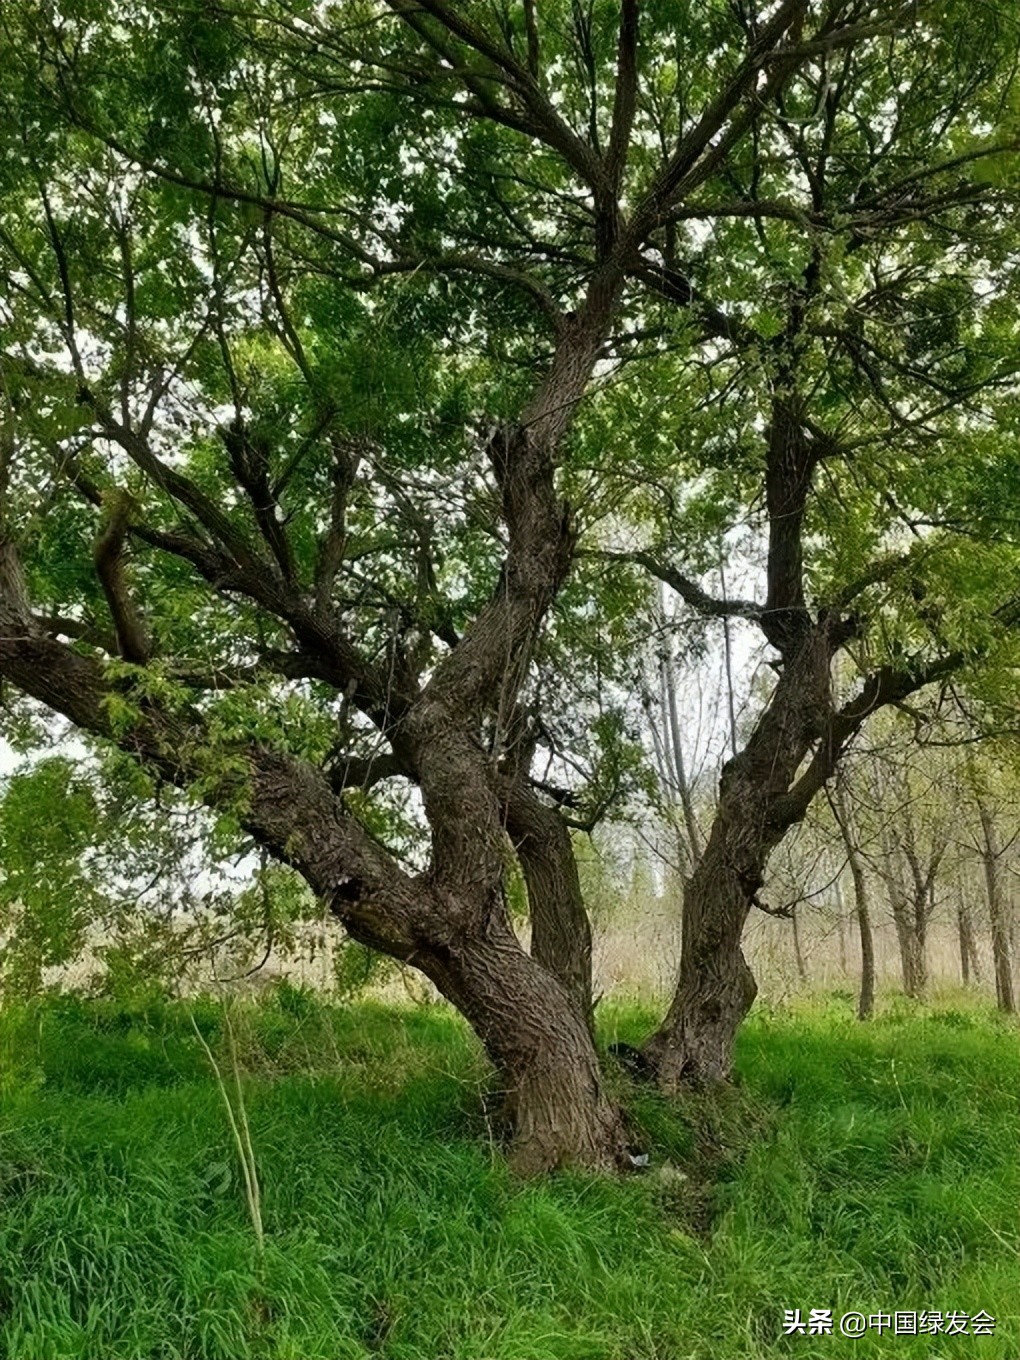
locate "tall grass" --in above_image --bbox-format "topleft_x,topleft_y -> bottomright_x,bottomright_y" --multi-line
0,988 -> 1015,1359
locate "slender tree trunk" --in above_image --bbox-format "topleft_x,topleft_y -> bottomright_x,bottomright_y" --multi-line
976,798 -> 1016,1014
899,812 -> 941,1001
663,649 -> 703,864
655,583 -> 703,869
955,880 -> 981,985
718,547 -> 739,760
956,885 -> 972,985
853,863 -> 876,1021
791,903 -> 808,983
913,924 -> 927,996
913,886 -> 930,997
891,900 -> 922,997
832,779 -> 875,1020
834,876 -> 849,976
884,841 -> 923,999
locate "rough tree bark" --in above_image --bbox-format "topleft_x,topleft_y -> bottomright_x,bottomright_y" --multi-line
0,530 -> 625,1171
2,0 -> 998,1166
642,385 -> 846,1086
3,0 -> 665,1165
413,915 -> 613,1173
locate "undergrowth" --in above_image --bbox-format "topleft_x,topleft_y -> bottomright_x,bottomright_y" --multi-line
0,986 -> 1015,1359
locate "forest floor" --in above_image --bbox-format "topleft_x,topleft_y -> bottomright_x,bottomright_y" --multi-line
0,988 -> 1016,1360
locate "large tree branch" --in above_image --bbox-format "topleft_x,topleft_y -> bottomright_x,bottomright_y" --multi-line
770,650 -> 965,831
594,549 -> 762,621
0,534 -> 424,955
93,491 -> 151,663
662,180 -> 996,232
59,408 -> 400,722
222,419 -> 297,582
364,251 -> 564,330
639,2 -> 919,235
632,257 -> 749,345
406,261 -> 626,901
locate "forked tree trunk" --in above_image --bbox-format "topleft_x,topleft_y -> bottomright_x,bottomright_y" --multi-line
414,912 -> 623,1173
643,625 -> 838,1087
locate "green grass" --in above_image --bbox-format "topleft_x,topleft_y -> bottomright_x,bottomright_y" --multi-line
0,987 -> 1016,1359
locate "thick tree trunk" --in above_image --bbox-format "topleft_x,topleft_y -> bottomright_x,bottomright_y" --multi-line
413,912 -> 623,1173
504,784 -> 594,1028
643,846 -> 758,1089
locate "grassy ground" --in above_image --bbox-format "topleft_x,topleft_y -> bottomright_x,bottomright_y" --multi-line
0,987 -> 1016,1360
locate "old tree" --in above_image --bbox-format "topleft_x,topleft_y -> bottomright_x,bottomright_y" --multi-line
1,1 -> 1018,1170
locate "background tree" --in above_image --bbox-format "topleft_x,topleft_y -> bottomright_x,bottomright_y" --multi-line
829,767 -> 875,1018
964,752 -> 1017,1013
